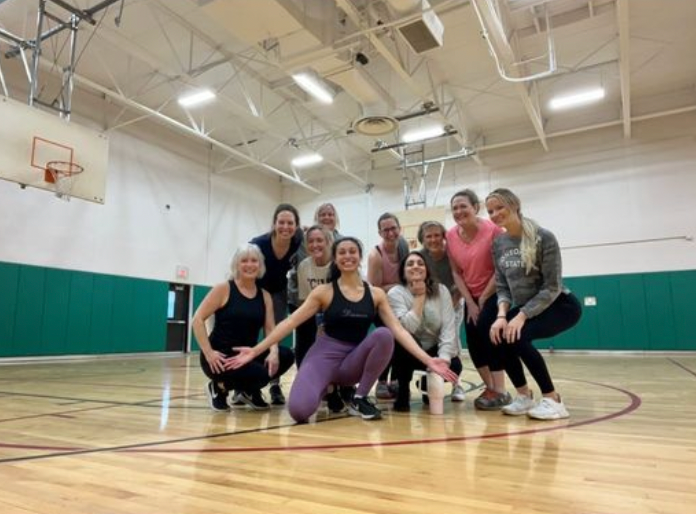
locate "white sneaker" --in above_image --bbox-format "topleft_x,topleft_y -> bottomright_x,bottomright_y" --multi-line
502,393 -> 535,416
451,383 -> 466,402
527,396 -> 569,420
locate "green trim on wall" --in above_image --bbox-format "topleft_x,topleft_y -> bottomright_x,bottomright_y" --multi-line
0,261 -> 168,358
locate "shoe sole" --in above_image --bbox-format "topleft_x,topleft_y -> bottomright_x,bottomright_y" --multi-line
527,412 -> 569,420
237,395 -> 270,411
502,407 -> 531,416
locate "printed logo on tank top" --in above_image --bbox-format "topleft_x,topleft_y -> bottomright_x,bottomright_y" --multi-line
340,307 -> 370,319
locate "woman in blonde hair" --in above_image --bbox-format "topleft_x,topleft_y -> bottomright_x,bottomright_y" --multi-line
485,188 -> 582,420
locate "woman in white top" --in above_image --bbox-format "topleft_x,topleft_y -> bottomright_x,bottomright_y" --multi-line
295,225 -> 333,366
387,250 -> 463,412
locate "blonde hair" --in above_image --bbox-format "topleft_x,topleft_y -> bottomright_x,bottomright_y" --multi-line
304,225 -> 334,263
314,202 -> 340,229
229,243 -> 266,280
486,188 -> 539,274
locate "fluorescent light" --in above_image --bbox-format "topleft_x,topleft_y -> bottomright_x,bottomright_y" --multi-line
291,153 -> 323,168
401,125 -> 445,143
549,88 -> 605,111
292,71 -> 335,104
177,89 -> 216,108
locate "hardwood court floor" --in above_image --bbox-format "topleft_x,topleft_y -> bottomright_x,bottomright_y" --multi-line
0,353 -> 694,514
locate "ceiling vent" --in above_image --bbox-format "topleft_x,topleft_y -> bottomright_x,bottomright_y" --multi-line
352,114 -> 399,136
395,0 -> 444,54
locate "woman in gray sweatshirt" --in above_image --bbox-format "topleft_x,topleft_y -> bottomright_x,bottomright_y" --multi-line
484,188 -> 581,420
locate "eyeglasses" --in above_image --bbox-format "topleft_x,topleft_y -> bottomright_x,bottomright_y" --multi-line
380,226 -> 399,234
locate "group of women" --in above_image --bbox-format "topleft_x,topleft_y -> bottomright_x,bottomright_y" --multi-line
192,188 -> 581,424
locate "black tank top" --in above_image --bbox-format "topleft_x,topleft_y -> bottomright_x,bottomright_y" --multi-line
209,280 -> 265,351
323,280 -> 376,344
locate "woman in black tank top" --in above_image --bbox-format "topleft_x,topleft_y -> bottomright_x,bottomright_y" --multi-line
228,237 -> 458,423
192,244 -> 294,412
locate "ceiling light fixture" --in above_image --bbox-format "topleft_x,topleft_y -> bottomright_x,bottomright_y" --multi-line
549,87 -> 605,111
291,153 -> 324,168
177,89 -> 216,108
401,124 -> 445,143
292,70 -> 336,105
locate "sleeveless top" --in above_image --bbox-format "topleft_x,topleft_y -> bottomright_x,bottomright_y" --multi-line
323,281 -> 376,344
375,241 -> 401,286
209,280 -> 265,351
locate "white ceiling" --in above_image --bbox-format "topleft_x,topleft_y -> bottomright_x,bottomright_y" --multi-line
1,0 -> 695,192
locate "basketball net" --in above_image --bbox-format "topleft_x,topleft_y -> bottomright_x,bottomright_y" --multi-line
45,160 -> 85,202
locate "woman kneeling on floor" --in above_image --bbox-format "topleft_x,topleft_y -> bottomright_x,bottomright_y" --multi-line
228,237 -> 458,423
193,243 -> 294,412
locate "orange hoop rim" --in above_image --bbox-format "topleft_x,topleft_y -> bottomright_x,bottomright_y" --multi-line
45,160 -> 85,177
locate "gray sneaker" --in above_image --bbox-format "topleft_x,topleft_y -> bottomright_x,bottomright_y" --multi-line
502,393 -> 535,416
474,389 -> 512,411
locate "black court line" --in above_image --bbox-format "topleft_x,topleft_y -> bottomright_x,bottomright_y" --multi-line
0,390 -> 205,425
0,415 -> 350,464
668,358 -> 696,379
0,378 -> 641,464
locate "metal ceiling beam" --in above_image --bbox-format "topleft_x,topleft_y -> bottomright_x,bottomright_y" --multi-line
67,71 -> 320,194
616,0 -> 631,138
335,0 -> 476,152
473,0 -> 548,150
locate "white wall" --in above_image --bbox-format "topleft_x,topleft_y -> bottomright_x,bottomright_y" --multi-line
285,112 -> 696,277
0,126 -> 282,285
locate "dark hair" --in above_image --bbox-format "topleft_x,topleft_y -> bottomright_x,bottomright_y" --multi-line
450,189 -> 480,213
377,212 -> 400,229
417,220 -> 446,244
398,250 -> 438,297
272,203 -> 300,229
328,236 -> 363,282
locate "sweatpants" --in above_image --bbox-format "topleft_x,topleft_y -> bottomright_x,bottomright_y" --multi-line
288,327 -> 394,423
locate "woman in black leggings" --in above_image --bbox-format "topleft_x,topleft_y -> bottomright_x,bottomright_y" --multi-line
485,188 -> 582,420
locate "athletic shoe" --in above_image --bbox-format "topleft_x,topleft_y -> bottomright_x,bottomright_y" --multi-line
393,394 -> 411,412
474,389 -> 512,411
502,393 -> 535,416
326,388 -> 346,413
205,381 -> 229,412
230,391 -> 245,406
339,385 -> 356,404
238,390 -> 270,411
451,383 -> 466,402
348,396 -> 382,420
375,381 -> 395,400
269,384 -> 286,405
527,396 -> 569,420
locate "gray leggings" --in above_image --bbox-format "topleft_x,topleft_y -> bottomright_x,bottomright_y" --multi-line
287,327 -> 394,423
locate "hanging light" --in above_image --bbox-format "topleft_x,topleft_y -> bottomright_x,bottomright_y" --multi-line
292,70 -> 336,105
401,124 -> 445,143
549,88 -> 605,111
291,153 -> 324,168
177,89 -> 216,108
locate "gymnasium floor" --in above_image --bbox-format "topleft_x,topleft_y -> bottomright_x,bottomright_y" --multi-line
0,352 -> 694,514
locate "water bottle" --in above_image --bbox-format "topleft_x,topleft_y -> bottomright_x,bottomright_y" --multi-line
427,371 -> 445,415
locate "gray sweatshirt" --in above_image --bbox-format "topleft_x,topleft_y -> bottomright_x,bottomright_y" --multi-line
492,227 -> 569,319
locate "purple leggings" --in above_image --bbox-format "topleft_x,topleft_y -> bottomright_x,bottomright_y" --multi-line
288,327 -> 394,423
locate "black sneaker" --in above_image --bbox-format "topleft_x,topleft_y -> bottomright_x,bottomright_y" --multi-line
205,381 -> 229,412
269,384 -> 286,406
418,375 -> 429,406
348,396 -> 382,420
339,385 -> 356,404
230,391 -> 245,406
326,388 -> 346,413
238,390 -> 270,411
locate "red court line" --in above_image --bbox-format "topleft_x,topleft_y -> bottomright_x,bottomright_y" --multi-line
126,379 -> 641,454
0,378 -> 641,459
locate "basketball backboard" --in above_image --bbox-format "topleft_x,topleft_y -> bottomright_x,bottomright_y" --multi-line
0,96 -> 109,203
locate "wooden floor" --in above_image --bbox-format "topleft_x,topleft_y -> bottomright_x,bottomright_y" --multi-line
0,352 -> 694,514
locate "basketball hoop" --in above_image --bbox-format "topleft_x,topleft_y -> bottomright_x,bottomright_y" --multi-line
44,160 -> 84,201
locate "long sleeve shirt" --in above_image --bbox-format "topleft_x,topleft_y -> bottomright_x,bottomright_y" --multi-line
387,283 -> 458,360
492,227 -> 570,319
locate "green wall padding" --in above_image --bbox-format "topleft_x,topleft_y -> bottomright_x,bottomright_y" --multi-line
0,261 -> 168,358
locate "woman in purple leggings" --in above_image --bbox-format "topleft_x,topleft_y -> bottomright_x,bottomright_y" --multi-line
228,237 -> 458,423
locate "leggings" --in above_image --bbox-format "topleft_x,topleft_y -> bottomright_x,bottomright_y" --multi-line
288,327 -> 394,423
488,293 -> 582,394
464,295 -> 498,369
200,346 -> 294,393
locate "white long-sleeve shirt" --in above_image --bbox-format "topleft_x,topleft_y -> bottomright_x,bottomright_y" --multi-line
387,283 -> 457,360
